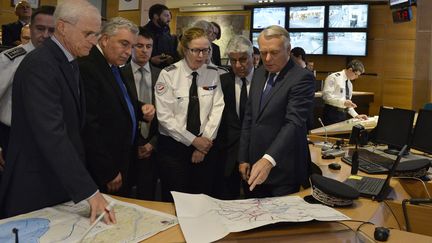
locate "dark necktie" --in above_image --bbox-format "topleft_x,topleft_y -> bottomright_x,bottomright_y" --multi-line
111,65 -> 137,144
260,73 -> 276,110
345,80 -> 350,100
70,60 -> 80,97
138,66 -> 151,138
187,72 -> 200,136
239,77 -> 248,123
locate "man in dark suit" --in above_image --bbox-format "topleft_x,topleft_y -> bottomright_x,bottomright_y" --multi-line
1,1 -> 32,46
120,27 -> 161,200
238,25 -> 315,198
79,17 -> 155,197
215,35 -> 255,199
0,0 -> 115,224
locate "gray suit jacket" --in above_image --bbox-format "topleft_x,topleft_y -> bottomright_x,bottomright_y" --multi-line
238,58 -> 315,188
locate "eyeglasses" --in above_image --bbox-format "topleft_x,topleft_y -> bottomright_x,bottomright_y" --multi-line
187,47 -> 211,56
229,57 -> 249,65
62,19 -> 100,39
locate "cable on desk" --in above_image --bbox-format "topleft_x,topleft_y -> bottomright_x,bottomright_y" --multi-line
335,220 -> 377,243
382,200 -> 402,230
393,176 -> 431,198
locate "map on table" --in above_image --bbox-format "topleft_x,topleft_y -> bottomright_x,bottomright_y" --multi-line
172,192 -> 350,243
0,196 -> 177,243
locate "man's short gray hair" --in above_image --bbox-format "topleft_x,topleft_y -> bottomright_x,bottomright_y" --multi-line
193,20 -> 214,36
258,25 -> 291,50
225,35 -> 254,56
54,0 -> 100,25
101,17 -> 139,37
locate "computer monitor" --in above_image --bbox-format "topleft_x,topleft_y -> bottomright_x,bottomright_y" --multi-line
327,32 -> 367,56
389,0 -> 412,9
373,106 -> 415,155
329,4 -> 369,28
253,7 -> 286,29
290,32 -> 324,54
410,109 -> 432,154
289,6 -> 325,28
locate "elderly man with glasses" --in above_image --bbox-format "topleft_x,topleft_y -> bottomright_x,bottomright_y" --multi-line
322,59 -> 368,125
2,0 -> 32,46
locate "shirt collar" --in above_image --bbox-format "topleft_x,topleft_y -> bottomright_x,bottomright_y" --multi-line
131,60 -> 150,74
342,70 -> 349,81
181,59 -> 206,77
236,70 -> 254,84
51,36 -> 75,62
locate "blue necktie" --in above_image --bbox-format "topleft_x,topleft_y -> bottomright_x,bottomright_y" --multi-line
111,65 -> 136,144
260,73 -> 276,110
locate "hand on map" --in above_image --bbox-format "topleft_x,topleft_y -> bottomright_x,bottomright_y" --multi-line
88,192 -> 116,224
248,158 -> 273,191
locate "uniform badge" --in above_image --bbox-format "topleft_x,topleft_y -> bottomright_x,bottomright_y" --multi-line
155,82 -> 167,95
4,46 -> 27,61
164,65 -> 177,72
203,85 -> 217,91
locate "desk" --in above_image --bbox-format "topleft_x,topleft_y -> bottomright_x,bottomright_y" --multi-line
313,91 -> 374,129
112,145 -> 431,242
309,116 -> 378,136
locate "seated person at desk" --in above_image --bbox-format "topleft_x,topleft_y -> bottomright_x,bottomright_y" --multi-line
322,59 -> 368,125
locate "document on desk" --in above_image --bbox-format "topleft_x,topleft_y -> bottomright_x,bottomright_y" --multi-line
172,191 -> 350,243
0,195 -> 177,243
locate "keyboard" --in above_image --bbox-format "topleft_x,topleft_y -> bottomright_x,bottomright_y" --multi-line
341,149 -> 394,174
344,176 -> 386,197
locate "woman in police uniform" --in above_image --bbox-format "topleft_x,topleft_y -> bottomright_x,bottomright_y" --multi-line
155,27 -> 224,202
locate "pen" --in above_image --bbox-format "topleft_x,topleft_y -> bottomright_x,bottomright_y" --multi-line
78,201 -> 115,243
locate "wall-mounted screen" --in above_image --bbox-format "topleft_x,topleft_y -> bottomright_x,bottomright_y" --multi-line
290,32 -> 324,54
389,0 -> 411,9
289,6 -> 325,28
253,7 -> 286,29
329,4 -> 368,28
252,32 -> 260,48
327,32 -> 367,56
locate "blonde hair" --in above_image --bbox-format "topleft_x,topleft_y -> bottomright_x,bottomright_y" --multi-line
177,27 -> 209,58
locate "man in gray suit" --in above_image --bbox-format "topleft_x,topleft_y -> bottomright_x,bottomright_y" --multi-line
238,25 -> 315,198
120,27 -> 161,200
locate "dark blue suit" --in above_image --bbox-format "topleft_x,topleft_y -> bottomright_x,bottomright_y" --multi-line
2,21 -> 24,46
0,38 -> 97,218
238,58 -> 315,197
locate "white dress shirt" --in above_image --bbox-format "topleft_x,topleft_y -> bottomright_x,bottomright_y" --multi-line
322,70 -> 358,118
155,59 -> 225,146
0,42 -> 35,126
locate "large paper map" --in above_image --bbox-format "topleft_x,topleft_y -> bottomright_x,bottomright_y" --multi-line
0,196 -> 177,243
172,192 -> 350,243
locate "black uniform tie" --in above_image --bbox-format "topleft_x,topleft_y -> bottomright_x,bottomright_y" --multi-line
187,72 -> 200,136
345,80 -> 350,100
239,77 -> 247,123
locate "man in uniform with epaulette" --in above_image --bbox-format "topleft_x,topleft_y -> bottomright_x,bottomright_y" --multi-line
0,6 -> 55,165
322,59 -> 368,125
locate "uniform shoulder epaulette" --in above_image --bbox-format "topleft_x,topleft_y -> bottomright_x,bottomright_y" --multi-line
217,66 -> 229,72
335,72 -> 340,77
4,46 -> 27,61
163,64 -> 177,72
207,65 -> 218,71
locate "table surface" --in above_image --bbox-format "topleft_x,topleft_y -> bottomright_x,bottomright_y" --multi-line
112,145 -> 432,243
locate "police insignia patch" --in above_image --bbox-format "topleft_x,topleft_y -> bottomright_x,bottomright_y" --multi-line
155,82 -> 167,95
4,47 -> 27,61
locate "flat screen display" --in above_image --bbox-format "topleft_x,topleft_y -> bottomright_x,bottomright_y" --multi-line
327,32 -> 367,56
411,109 -> 432,154
290,32 -> 324,54
329,4 -> 368,28
252,32 -> 260,48
389,0 -> 411,8
289,6 -> 325,28
253,7 -> 286,29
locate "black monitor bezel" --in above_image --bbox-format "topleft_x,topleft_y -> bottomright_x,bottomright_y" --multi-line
410,109 -> 432,154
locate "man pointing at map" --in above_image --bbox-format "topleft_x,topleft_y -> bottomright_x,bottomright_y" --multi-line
0,0 -> 115,224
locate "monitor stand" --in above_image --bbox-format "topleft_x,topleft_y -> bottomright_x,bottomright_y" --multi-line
384,145 -> 409,156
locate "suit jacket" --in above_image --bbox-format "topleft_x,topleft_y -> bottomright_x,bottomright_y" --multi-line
211,43 -> 221,66
0,38 -> 97,218
217,71 -> 249,176
238,58 -> 315,187
120,63 -> 160,147
78,47 -> 143,189
1,21 -> 24,46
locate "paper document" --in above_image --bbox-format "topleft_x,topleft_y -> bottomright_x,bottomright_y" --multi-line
172,191 -> 350,243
